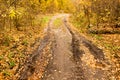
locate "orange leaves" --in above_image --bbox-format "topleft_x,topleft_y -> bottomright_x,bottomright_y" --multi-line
0,14 -> 52,79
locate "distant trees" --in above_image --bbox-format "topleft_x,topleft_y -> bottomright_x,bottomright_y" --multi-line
0,0 -> 38,30
73,0 -> 120,28
91,0 -> 120,27
0,0 -> 75,31
1,0 -> 119,31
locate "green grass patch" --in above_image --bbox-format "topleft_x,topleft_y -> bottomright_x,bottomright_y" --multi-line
8,60 -> 15,69
53,18 -> 63,28
40,16 -> 52,26
70,16 -> 87,33
2,36 -> 13,46
90,34 -> 102,40
8,53 -> 14,59
104,43 -> 120,51
22,39 -> 29,46
2,71 -> 11,76
0,55 -> 4,60
34,15 -> 52,27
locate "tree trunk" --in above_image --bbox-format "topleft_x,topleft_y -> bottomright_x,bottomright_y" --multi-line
83,6 -> 90,28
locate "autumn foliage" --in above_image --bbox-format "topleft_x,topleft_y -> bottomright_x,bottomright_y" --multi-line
0,0 -> 75,30
73,0 -> 120,29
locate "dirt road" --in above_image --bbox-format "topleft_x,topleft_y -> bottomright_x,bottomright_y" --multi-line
18,14 -> 110,80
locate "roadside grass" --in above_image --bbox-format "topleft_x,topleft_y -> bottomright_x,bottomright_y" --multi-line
0,14 -> 52,80
53,18 -> 63,28
70,16 -> 120,79
35,15 -> 52,27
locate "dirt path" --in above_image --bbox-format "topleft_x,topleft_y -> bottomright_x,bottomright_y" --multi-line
18,14 -> 110,80
41,14 -> 110,80
42,14 -> 76,80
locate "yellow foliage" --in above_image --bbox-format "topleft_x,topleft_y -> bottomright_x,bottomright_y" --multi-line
80,0 -> 91,6
9,8 -> 16,19
53,0 -> 59,11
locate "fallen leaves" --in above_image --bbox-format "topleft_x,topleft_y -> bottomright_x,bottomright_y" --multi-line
0,15 -> 52,79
